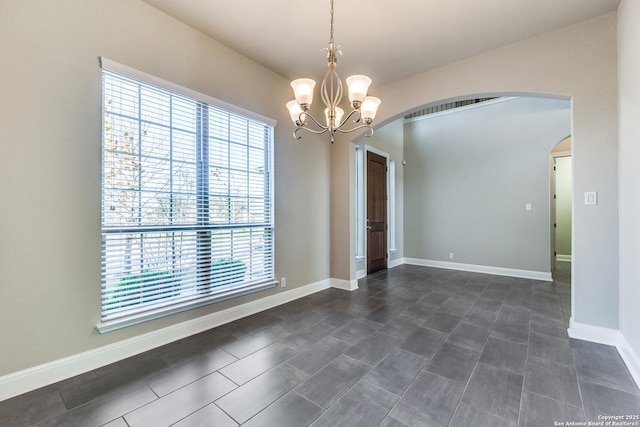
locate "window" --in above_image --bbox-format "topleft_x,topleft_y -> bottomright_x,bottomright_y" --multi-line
100,59 -> 275,330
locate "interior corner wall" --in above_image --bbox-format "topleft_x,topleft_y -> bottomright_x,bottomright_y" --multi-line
374,12 -> 619,330
330,134 -> 355,281
0,0 -> 331,378
617,0 -> 640,368
403,97 -> 570,273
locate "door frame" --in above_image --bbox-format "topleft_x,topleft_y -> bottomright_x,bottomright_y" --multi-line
549,141 -> 572,272
364,145 -> 390,274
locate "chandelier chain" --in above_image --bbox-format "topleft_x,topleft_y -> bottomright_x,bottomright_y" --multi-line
329,0 -> 334,45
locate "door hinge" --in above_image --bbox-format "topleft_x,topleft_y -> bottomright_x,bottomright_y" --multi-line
554,194 -> 557,199
554,223 -> 557,228
554,251 -> 557,256
553,166 -> 556,171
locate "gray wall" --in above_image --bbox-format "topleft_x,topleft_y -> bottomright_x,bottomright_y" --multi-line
403,97 -> 570,273
618,0 -> 640,372
355,12 -> 618,330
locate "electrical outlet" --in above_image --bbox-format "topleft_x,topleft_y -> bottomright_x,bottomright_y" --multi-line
448,253 -> 454,260
280,277 -> 286,288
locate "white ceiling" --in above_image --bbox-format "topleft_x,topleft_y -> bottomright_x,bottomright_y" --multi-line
142,0 -> 618,87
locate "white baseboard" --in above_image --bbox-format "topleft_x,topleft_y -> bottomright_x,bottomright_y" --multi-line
355,256 -> 403,279
567,318 -> 640,390
567,317 -> 619,345
388,257 -> 405,269
0,279 -> 332,402
331,278 -> 359,291
617,332 -> 640,390
403,258 -> 552,282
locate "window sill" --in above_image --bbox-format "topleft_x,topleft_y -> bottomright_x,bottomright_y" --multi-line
96,280 -> 277,334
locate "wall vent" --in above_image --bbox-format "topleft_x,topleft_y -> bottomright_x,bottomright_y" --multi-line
404,98 -> 497,120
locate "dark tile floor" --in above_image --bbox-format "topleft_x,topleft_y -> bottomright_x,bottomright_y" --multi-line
1,263 -> 639,426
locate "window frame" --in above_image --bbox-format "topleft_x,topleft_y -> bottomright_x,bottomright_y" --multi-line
355,145 -> 365,260
98,58 -> 276,333
389,158 -> 397,252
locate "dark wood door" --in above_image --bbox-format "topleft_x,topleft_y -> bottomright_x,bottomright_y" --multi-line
367,151 -> 387,274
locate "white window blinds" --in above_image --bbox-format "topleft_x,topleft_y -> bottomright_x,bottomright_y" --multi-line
100,62 -> 275,327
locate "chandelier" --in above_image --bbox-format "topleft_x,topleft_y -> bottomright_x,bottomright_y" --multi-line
286,0 -> 381,143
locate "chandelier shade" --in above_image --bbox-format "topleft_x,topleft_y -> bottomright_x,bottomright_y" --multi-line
291,78 -> 316,108
361,96 -> 382,123
286,100 -> 305,124
345,75 -> 371,106
325,106 -> 344,127
286,0 -> 381,143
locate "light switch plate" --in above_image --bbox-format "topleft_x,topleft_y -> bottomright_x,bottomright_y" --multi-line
585,191 -> 598,205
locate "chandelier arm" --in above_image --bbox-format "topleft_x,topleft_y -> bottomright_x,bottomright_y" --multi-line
298,126 -> 330,135
320,67 -> 333,108
335,123 -> 374,136
335,108 -> 361,129
335,124 -> 373,134
294,126 -> 331,140
300,111 -> 330,132
321,67 -> 343,111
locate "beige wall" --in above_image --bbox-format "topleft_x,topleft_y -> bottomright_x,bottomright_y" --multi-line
339,13 -> 619,329
618,0 -> 640,374
552,136 -> 572,154
0,0 -> 331,376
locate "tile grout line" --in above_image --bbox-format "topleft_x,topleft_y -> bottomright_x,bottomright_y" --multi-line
376,350 -> 433,426
516,314 -> 532,427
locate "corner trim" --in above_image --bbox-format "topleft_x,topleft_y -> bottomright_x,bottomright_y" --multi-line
567,319 -> 640,390
403,258 -> 552,281
617,332 -> 640,390
331,278 -> 359,291
388,257 -> 406,269
0,279 -> 331,402
567,317 -> 619,345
